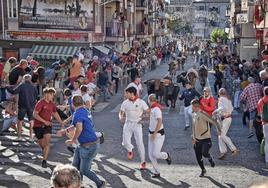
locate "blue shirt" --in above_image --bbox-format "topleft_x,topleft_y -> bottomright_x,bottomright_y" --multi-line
72,107 -> 97,144
180,88 -> 200,107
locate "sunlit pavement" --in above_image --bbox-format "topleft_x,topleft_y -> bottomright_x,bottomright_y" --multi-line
1,58 -> 268,187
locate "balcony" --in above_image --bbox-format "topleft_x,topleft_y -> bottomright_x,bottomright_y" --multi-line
105,21 -> 125,42
136,23 -> 153,38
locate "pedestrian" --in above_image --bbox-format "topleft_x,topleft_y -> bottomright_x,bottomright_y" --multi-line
191,99 -> 220,177
147,94 -> 171,178
119,86 -> 149,170
127,77 -> 143,97
97,66 -> 109,102
213,65 -> 223,94
257,86 -> 268,168
7,74 -> 38,141
51,164 -> 81,188
65,95 -> 106,188
112,63 -> 122,94
72,80 -> 82,96
179,82 -> 201,130
214,88 -> 239,160
200,87 -> 216,116
8,59 -> 28,85
33,87 -> 65,168
240,77 -> 263,138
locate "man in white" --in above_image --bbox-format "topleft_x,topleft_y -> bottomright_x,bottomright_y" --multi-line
119,86 -> 149,170
127,77 -> 143,97
148,94 -> 171,178
213,88 -> 239,160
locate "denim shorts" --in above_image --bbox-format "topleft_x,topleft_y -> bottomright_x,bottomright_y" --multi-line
249,109 -> 257,120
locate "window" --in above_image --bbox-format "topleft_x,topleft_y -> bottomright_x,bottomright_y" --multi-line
7,0 -> 18,18
198,6 -> 204,11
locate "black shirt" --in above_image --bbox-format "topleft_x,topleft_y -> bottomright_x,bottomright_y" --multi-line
8,66 -> 25,85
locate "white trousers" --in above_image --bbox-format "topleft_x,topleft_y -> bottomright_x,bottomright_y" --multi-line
218,118 -> 237,153
122,121 -> 145,163
233,91 -> 241,109
184,105 -> 192,128
263,124 -> 268,163
148,133 -> 168,174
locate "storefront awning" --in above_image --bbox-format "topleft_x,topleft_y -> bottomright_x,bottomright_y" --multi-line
29,45 -> 79,60
93,46 -> 110,55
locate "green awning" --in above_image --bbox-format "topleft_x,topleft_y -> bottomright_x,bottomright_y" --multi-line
93,46 -> 110,55
29,45 -> 80,60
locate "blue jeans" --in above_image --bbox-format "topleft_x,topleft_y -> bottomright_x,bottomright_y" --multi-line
72,143 -> 102,187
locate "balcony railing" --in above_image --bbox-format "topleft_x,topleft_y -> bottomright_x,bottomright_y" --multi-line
106,21 -> 124,37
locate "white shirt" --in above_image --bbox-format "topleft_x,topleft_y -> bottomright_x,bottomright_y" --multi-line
72,89 -> 81,96
87,83 -> 97,95
78,53 -> 85,61
127,82 -> 143,96
120,99 -> 149,122
149,107 -> 163,132
82,93 -> 92,103
217,97 -> 233,115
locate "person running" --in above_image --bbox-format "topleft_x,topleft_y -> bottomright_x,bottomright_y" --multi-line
200,87 -> 216,117
127,77 -> 143,97
191,99 -> 220,177
214,88 -> 239,160
119,86 -> 149,170
65,95 -> 106,188
257,86 -> 268,168
33,87 -> 65,168
179,82 -> 201,130
147,94 -> 171,178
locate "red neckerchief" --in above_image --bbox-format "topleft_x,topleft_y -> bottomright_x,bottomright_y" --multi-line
129,96 -> 139,102
151,102 -> 163,110
134,81 -> 139,86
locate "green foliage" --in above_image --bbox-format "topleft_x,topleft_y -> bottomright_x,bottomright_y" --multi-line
210,28 -> 227,44
168,20 -> 192,34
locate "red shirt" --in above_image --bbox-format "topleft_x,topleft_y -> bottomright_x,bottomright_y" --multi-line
200,96 -> 216,116
86,71 -> 95,83
33,99 -> 56,127
257,96 -> 268,124
0,63 -> 3,80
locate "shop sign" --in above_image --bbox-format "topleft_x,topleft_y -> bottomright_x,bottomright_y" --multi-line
241,0 -> 248,11
7,31 -> 89,42
236,13 -> 248,24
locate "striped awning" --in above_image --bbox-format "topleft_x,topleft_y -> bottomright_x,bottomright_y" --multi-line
93,46 -> 110,55
29,45 -> 80,60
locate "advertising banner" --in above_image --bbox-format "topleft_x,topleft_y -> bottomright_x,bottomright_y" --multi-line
19,0 -> 94,31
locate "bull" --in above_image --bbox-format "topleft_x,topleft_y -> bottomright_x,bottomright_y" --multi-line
144,78 -> 180,108
198,65 -> 208,89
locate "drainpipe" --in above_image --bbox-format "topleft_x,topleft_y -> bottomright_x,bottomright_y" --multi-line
1,0 -> 5,39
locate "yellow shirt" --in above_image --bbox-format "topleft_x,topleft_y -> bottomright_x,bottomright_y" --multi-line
241,81 -> 250,90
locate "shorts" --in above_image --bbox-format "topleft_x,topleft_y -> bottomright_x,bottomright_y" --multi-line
249,109 -> 257,120
18,108 -> 34,121
33,126 -> 52,140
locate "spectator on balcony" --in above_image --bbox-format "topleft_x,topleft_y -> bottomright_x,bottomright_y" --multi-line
141,18 -> 148,35
112,10 -> 119,37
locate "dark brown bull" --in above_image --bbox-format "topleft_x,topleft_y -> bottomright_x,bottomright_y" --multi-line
198,65 -> 208,89
144,78 -> 180,108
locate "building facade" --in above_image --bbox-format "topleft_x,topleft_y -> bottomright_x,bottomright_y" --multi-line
192,0 -> 229,39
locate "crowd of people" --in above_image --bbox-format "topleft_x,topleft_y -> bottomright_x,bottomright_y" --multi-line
2,37 -> 268,186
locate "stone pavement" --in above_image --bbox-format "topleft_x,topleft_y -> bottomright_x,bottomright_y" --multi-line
0,58 -> 268,188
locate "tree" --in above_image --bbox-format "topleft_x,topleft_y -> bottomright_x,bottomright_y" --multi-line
210,28 -> 227,44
